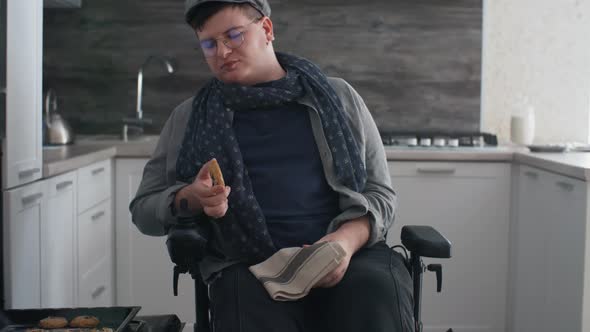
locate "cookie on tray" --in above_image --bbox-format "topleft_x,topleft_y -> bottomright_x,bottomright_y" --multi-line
69,315 -> 100,328
39,316 -> 68,329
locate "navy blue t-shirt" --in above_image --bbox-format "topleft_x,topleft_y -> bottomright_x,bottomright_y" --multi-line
233,102 -> 340,249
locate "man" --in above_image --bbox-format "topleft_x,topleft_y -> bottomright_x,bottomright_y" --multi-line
130,0 -> 413,331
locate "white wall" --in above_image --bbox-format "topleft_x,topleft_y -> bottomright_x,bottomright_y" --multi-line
481,0 -> 590,144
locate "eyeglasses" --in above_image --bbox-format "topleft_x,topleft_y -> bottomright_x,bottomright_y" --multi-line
198,19 -> 260,58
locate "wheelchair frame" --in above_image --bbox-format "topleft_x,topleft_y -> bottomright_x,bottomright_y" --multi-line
167,225 -> 452,332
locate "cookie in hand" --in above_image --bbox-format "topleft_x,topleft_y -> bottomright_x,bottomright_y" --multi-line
208,159 -> 225,187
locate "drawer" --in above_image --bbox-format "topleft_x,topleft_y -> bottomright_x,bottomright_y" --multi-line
78,159 -> 112,214
78,199 -> 112,279
5,180 -> 44,213
78,258 -> 112,307
47,171 -> 76,198
389,161 -> 510,178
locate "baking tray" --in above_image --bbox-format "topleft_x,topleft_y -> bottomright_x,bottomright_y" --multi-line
0,307 -> 141,332
132,315 -> 182,332
123,320 -> 145,332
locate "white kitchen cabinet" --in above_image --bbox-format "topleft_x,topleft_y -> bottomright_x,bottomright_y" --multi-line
2,158 -> 115,309
76,159 -> 114,307
3,172 -> 77,309
387,161 -> 511,332
2,0 -> 43,189
510,164 -> 587,332
115,158 -> 195,324
78,199 -> 113,307
78,255 -> 112,307
42,171 -> 77,308
78,200 -> 112,282
3,180 -> 44,309
77,159 -> 112,214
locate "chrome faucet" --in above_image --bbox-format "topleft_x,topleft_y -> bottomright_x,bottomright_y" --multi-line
136,55 -> 175,121
124,55 -> 175,125
122,55 -> 175,140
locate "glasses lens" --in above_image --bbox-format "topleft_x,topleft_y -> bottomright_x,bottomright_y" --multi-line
225,30 -> 244,49
199,27 -> 247,58
200,39 -> 217,57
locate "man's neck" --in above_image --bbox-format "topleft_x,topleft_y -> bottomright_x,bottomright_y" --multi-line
266,64 -> 287,82
249,53 -> 286,85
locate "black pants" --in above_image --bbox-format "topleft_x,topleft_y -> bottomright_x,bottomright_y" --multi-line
209,242 -> 414,332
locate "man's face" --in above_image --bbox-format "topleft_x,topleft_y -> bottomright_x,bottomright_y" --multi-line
195,7 -> 269,85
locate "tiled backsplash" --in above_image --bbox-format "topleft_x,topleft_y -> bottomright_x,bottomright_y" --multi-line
43,0 -> 482,135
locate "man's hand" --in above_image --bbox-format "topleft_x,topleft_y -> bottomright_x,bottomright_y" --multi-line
313,215 -> 371,288
174,159 -> 231,218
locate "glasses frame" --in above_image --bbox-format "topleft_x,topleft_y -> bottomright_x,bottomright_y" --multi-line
198,18 -> 262,58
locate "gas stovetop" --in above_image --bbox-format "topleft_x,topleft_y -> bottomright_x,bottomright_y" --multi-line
380,131 -> 498,148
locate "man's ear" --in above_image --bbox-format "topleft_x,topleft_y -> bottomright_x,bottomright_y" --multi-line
261,16 -> 275,43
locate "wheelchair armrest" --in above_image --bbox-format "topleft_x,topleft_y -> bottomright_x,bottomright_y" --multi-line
166,223 -> 209,270
166,223 -> 212,332
401,225 -> 451,259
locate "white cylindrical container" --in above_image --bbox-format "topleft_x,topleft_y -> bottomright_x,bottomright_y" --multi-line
511,106 -> 535,145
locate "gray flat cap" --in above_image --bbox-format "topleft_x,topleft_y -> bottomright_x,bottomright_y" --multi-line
185,0 -> 271,24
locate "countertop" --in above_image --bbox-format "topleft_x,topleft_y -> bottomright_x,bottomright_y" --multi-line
42,135 -> 159,178
42,136 -> 590,182
43,144 -> 117,178
384,146 -> 517,162
514,152 -> 590,181
388,146 -> 590,181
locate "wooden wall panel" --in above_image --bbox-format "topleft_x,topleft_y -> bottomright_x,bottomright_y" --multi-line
43,0 -> 482,134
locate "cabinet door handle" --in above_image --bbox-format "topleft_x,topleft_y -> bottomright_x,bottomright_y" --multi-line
19,168 -> 41,178
91,211 -> 105,221
417,167 -> 456,174
91,167 -> 105,175
524,171 -> 539,179
556,181 -> 574,192
56,180 -> 73,191
21,193 -> 43,205
91,285 -> 106,299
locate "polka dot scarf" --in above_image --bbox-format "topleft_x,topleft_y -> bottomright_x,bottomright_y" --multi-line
176,52 -> 367,262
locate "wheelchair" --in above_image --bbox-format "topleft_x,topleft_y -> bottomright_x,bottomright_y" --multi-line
166,220 -> 452,332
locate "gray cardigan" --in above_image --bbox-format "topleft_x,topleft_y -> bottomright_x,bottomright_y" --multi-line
129,77 -> 397,280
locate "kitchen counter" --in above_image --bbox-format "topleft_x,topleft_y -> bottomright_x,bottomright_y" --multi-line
384,146 -> 517,161
514,152 -> 590,181
41,136 -> 590,182
42,135 -> 159,178
386,146 -> 590,181
43,144 -> 116,178
75,134 -> 160,157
